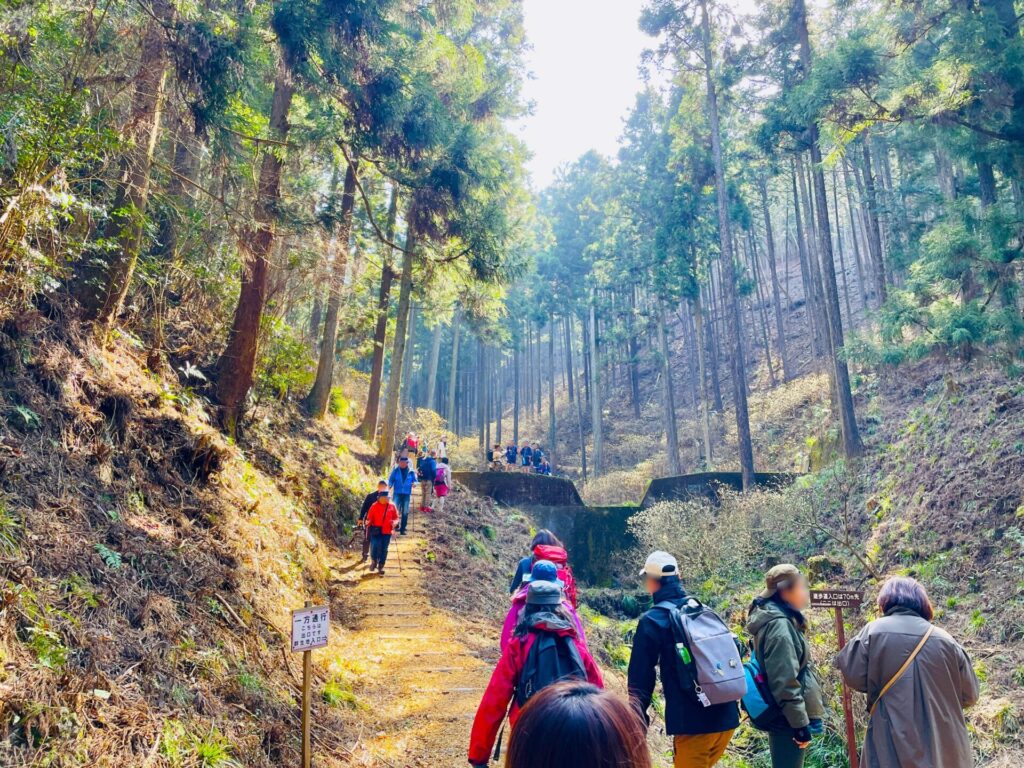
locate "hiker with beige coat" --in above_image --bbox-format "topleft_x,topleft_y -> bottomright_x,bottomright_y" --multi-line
836,576 -> 980,768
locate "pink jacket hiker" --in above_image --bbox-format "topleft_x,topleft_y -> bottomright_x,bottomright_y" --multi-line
500,584 -> 587,652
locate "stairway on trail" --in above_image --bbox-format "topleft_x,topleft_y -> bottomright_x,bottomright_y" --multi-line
331,510 -> 495,767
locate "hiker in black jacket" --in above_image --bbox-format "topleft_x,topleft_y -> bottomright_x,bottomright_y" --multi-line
356,481 -> 388,562
627,551 -> 739,768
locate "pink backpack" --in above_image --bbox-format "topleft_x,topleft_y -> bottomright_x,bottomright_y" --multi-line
434,466 -> 448,486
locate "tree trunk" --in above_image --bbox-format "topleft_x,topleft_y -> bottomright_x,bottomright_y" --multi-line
691,294 -> 713,468
627,286 -> 642,419
573,316 -> 588,482
214,59 -> 293,436
477,340 -> 486,448
446,310 -> 461,427
360,186 -> 400,441
748,232 -> 778,387
700,0 -> 754,488
401,302 -> 417,409
589,298 -> 603,477
759,179 -> 793,380
860,139 -> 888,305
377,206 -> 417,463
703,281 -> 724,413
425,321 -> 443,411
76,2 -> 170,327
842,157 -> 870,311
563,315 -> 575,403
513,344 -> 520,445
796,154 -> 830,359
830,167 -> 854,327
657,300 -> 681,474
303,162 -> 358,418
795,0 -> 864,459
548,315 -> 557,468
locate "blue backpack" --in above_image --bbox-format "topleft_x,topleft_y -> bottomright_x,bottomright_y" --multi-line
741,619 -> 813,732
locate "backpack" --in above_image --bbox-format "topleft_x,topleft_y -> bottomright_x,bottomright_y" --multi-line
434,466 -> 448,486
514,631 -> 587,708
741,618 -> 808,731
655,598 -> 747,708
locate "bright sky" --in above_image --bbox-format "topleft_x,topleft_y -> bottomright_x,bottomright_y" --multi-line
516,0 -> 655,190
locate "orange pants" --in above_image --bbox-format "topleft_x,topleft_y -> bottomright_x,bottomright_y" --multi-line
673,730 -> 735,768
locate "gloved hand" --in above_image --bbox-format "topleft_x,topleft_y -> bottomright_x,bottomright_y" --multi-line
792,726 -> 812,749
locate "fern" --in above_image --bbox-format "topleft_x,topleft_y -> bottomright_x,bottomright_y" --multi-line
94,543 -> 122,569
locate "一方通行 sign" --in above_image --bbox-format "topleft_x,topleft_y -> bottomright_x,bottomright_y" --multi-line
291,605 -> 330,652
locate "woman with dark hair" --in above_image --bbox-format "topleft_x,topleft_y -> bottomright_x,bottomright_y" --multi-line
508,529 -> 563,593
468,582 -> 603,767
836,576 -> 980,768
505,681 -> 652,768
746,565 -> 826,768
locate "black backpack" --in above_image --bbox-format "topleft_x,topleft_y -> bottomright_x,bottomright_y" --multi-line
514,630 -> 587,708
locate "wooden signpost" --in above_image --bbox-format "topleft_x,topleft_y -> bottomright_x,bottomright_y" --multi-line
811,589 -> 863,768
291,602 -> 330,768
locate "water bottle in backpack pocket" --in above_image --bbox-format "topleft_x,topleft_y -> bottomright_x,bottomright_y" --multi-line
656,599 -> 747,707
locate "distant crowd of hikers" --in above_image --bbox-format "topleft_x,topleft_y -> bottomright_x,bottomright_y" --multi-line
462,530 -> 980,768
487,440 -> 552,475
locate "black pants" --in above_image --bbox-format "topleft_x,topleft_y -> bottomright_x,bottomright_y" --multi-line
361,525 -> 371,561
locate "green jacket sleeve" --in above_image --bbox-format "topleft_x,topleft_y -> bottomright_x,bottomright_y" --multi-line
761,619 -> 809,729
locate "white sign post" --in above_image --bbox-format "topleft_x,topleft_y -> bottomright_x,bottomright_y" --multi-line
292,603 -> 329,768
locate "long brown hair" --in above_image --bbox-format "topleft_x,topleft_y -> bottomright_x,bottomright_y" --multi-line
505,681 -> 652,768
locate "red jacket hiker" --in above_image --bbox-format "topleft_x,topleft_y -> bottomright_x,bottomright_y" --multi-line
364,497 -> 398,534
531,544 -> 578,607
467,611 -> 602,765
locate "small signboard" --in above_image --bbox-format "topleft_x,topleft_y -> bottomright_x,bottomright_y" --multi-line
810,589 -> 863,609
291,604 -> 330,652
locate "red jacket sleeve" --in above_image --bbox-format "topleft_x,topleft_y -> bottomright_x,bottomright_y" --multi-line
581,644 -> 604,689
468,641 -> 520,764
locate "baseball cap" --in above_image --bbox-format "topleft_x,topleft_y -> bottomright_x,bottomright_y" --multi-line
639,551 -> 679,579
759,564 -> 802,600
523,559 -> 564,588
526,581 -> 563,606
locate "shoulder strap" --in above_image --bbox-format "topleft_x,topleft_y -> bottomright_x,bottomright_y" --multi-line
869,625 -> 935,720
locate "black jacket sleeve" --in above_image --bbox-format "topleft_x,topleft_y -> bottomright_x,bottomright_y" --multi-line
358,492 -> 376,522
627,614 -> 660,730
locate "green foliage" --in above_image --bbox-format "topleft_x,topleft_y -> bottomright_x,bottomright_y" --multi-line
256,318 -> 315,402
26,626 -> 68,670
93,543 -> 123,570
0,502 -> 21,556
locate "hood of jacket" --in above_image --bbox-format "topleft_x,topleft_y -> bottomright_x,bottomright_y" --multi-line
525,610 -> 576,637
532,544 -> 568,565
747,595 -> 807,636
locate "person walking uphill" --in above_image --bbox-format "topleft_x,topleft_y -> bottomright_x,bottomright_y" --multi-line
417,449 -> 437,512
746,565 -> 826,768
628,551 -> 739,768
509,530 -> 563,594
387,454 -> 415,535
468,580 -> 603,767
363,488 -> 398,574
501,559 -> 587,653
356,480 -> 388,562
433,457 -> 452,514
836,576 -> 980,768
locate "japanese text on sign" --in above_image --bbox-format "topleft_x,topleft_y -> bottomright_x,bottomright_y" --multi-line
291,605 -> 330,652
810,589 -> 864,609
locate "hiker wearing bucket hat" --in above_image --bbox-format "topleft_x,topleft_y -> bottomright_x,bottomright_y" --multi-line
746,564 -> 826,768
501,560 -> 587,652
469,580 -> 603,767
628,551 -> 739,767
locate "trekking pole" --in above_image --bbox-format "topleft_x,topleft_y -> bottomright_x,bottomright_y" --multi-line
393,532 -> 403,573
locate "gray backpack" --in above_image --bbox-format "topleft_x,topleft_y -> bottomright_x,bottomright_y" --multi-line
655,598 -> 747,707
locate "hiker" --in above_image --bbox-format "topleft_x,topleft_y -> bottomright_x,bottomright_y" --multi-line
520,441 -> 533,472
532,444 -> 544,470
508,534 -> 578,607
417,449 -> 437,512
491,443 -> 505,471
509,530 -> 563,594
433,457 -> 452,513
387,454 -> 415,535
405,432 -> 419,453
836,576 -> 979,768
504,681 -> 652,768
356,480 -> 388,563
467,581 -> 603,767
535,457 -> 552,476
501,559 -> 587,652
627,551 -> 740,768
363,487 -> 398,574
746,565 -> 826,768
437,434 -> 448,459
505,441 -> 518,468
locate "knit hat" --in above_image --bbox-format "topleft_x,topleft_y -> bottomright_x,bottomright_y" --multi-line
526,580 -> 563,606
759,564 -> 802,600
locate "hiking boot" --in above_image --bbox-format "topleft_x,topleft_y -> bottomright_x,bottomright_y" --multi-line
377,567 -> 385,574
369,561 -> 378,570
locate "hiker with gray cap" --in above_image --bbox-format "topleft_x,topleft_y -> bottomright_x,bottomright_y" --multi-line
627,551 -> 741,768
468,580 -> 603,767
746,564 -> 826,768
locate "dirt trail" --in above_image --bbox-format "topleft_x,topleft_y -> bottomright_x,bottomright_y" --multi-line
332,508 -> 498,767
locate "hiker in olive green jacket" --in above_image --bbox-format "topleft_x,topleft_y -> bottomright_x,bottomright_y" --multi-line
746,565 -> 826,768
836,576 -> 979,768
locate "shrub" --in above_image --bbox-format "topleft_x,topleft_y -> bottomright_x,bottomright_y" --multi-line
256,318 -> 315,402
